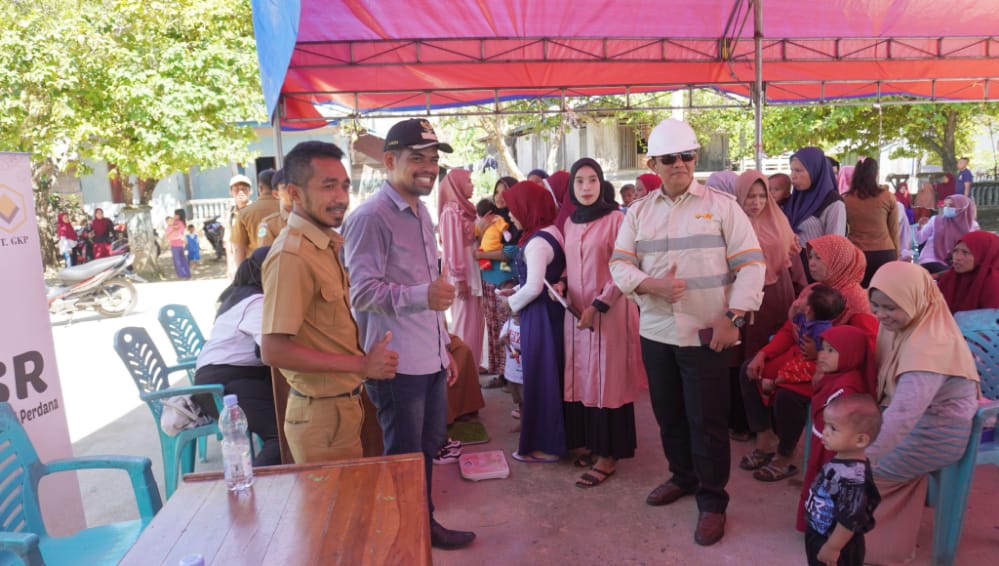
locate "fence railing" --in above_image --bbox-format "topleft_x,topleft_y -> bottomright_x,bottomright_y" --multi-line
972,182 -> 999,206
187,198 -> 232,222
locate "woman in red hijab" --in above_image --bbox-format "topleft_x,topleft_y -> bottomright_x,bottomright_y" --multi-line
90,208 -> 115,258
635,173 -> 662,200
503,181 -> 568,463
546,171 -> 574,233
937,231 -> 999,313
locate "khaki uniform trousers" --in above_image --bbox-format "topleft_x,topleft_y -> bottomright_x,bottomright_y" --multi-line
284,393 -> 363,463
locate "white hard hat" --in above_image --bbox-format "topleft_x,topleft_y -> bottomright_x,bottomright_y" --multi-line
229,174 -> 252,188
647,119 -> 701,157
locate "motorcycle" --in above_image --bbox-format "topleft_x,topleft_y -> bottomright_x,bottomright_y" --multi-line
47,253 -> 144,318
204,216 -> 226,260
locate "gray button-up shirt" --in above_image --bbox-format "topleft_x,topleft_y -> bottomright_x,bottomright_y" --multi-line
343,182 -> 450,376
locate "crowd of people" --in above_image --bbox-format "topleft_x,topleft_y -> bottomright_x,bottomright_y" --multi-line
167,115 -> 996,561
55,207 -> 121,267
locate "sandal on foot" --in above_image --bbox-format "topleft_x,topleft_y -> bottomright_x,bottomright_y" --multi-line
512,451 -> 559,463
483,375 -> 507,389
738,449 -> 775,471
575,467 -> 615,489
753,462 -> 798,482
573,453 -> 597,468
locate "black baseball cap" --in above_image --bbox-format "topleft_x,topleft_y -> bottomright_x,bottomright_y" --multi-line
383,119 -> 453,153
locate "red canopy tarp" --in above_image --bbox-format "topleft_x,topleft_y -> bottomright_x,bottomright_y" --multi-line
252,0 -> 999,126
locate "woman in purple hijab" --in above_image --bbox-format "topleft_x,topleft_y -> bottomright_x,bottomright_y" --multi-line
784,147 -> 847,282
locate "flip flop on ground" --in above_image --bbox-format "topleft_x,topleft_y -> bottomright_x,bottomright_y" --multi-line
576,467 -> 615,488
512,451 -> 559,463
753,462 -> 798,482
572,453 -> 597,468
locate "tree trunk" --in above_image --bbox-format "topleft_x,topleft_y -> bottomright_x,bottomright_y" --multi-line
118,205 -> 163,280
544,116 -> 567,173
940,109 -> 959,174
479,116 -> 524,179
32,160 -> 60,268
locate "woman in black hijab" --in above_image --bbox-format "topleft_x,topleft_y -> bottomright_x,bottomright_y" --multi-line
194,246 -> 280,466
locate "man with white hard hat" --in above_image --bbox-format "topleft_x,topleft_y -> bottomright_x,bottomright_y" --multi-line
610,118 -> 765,546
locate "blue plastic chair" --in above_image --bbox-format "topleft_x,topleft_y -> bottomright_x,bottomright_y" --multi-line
157,304 -> 205,383
0,402 -> 162,566
157,304 -> 213,462
926,308 -> 999,566
113,327 -> 224,499
157,304 -> 264,461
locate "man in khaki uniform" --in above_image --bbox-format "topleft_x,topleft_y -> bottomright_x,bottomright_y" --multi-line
225,174 -> 252,279
259,168 -> 291,247
232,169 -> 280,265
260,141 -> 398,463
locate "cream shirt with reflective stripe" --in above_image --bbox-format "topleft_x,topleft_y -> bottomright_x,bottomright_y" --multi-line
610,180 -> 766,347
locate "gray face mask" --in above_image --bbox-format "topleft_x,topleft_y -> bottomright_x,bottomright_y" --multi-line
942,206 -> 958,218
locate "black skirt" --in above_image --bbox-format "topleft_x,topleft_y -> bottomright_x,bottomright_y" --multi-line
564,401 -> 637,460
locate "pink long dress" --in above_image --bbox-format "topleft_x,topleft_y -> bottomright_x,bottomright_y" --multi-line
438,171 -> 485,369
563,213 -> 645,409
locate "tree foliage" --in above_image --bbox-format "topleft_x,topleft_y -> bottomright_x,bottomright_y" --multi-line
440,89 -> 998,182
0,0 -> 265,274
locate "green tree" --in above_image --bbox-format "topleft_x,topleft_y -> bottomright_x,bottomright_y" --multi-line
760,102 -> 999,172
0,0 -> 265,277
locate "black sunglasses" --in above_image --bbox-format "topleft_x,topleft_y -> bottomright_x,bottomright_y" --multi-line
655,151 -> 697,165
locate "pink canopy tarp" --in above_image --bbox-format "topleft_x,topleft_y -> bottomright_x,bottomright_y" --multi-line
251,0 -> 999,127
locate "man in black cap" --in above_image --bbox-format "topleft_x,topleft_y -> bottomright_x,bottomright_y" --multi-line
343,119 -> 475,550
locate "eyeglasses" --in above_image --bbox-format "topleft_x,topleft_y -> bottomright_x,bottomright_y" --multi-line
656,151 -> 697,166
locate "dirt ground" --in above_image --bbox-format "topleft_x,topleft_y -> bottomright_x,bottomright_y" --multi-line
155,243 -> 228,282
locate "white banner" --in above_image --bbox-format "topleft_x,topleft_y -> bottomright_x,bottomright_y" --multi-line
0,153 -> 84,535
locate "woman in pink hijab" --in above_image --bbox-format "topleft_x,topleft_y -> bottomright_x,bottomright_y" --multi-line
438,169 -> 485,369
836,165 -> 855,195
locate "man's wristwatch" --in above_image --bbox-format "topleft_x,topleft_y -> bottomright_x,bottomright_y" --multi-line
725,310 -> 747,328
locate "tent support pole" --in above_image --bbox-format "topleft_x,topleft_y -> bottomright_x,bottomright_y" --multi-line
753,0 -> 764,170
273,96 -> 285,167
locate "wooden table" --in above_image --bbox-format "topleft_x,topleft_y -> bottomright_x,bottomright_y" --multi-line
120,454 -> 431,566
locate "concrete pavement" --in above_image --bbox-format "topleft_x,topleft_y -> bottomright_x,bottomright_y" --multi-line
53,277 -> 999,565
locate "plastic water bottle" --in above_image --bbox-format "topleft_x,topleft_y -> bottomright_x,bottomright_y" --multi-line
219,394 -> 254,491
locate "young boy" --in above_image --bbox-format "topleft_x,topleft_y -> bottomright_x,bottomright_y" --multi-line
497,310 -> 522,431
185,224 -> 201,266
804,394 -> 882,566
619,183 -> 637,208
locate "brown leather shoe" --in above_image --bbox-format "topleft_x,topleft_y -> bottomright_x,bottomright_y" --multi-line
645,480 -> 696,506
694,511 -> 726,546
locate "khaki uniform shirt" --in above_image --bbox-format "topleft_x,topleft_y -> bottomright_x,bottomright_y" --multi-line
232,194 -> 280,252
261,212 -> 364,396
259,207 -> 290,247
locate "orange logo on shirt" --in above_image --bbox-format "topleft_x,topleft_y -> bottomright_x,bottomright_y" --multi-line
695,212 -> 713,220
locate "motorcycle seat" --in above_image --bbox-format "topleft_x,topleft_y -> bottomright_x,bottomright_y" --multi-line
57,255 -> 127,282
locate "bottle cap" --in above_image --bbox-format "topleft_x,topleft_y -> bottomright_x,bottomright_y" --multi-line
223,394 -> 238,407
178,554 -> 205,566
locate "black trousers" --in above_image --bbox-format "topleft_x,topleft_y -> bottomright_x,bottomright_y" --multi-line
194,364 -> 281,467
641,338 -> 730,513
738,361 -> 810,457
861,249 -> 898,288
805,527 -> 866,566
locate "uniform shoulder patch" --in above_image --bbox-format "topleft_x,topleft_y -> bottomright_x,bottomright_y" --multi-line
277,229 -> 304,254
